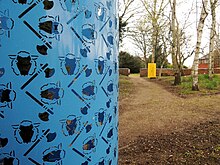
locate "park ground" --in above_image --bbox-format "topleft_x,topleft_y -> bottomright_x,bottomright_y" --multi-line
118,74 -> 220,164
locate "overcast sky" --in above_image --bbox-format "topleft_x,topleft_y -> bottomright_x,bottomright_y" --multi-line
120,0 -> 220,67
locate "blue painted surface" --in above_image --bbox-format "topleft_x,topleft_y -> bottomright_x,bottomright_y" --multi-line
0,0 -> 119,164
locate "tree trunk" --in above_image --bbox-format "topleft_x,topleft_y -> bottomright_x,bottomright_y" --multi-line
158,61 -> 165,79
208,0 -> 217,80
170,0 -> 181,85
144,52 -> 148,68
192,0 -> 208,91
174,70 -> 181,85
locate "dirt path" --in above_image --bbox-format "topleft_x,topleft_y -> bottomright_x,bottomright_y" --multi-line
119,75 -> 220,148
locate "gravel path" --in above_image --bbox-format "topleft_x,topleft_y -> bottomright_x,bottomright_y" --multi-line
119,75 -> 220,148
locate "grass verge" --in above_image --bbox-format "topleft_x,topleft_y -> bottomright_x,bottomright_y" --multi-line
149,74 -> 220,97
119,75 -> 134,100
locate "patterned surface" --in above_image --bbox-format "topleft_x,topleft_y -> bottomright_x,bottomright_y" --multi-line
0,0 -> 118,164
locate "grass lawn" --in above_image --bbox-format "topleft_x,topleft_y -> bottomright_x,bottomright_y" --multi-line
149,74 -> 220,97
119,75 -> 134,100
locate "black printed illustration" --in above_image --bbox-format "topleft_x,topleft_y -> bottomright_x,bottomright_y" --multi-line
95,56 -> 106,75
107,32 -> 114,47
46,132 -> 57,142
0,10 -> 14,38
85,68 -> 92,77
81,161 -> 88,165
106,80 -> 114,95
95,109 -> 106,126
39,15 -> 63,40
82,24 -> 97,44
42,144 -> 65,165
40,82 -> 64,105
109,19 -> 113,28
83,134 -> 97,154
106,50 -> 112,60
60,115 -> 81,136
106,127 -> 113,141
59,0 -> 79,12
95,2 -> 107,22
85,10 -> 92,19
80,47 -> 89,57
12,120 -> 40,144
106,144 -> 111,154
44,67 -> 55,78
38,112 -> 49,121
0,137 -> 8,148
0,82 -> 16,109
0,68 -> 5,77
106,0 -> 112,10
0,151 -> 19,165
59,53 -> 80,75
80,106 -> 89,115
82,81 -> 97,100
12,0 -> 34,5
9,51 -> 38,76
85,124 -> 92,133
95,158 -> 106,165
43,0 -> 54,10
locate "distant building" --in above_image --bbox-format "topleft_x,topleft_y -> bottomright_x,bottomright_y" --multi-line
198,50 -> 220,68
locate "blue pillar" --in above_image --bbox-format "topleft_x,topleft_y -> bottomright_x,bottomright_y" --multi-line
0,0 -> 118,164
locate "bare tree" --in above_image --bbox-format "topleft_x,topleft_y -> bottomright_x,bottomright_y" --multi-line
119,0 -> 140,42
141,0 -> 169,63
208,0 -> 217,79
169,0 -> 194,85
192,0 -> 209,91
131,20 -> 150,67
158,35 -> 170,78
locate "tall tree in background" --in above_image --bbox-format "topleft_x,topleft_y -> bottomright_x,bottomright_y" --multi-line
169,0 -> 195,85
119,51 -> 145,73
170,0 -> 180,85
208,0 -> 217,79
141,0 -> 168,63
131,19 -> 150,68
192,0 -> 209,91
119,0 -> 139,42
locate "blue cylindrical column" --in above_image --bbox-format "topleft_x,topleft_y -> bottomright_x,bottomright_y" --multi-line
0,0 -> 118,164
